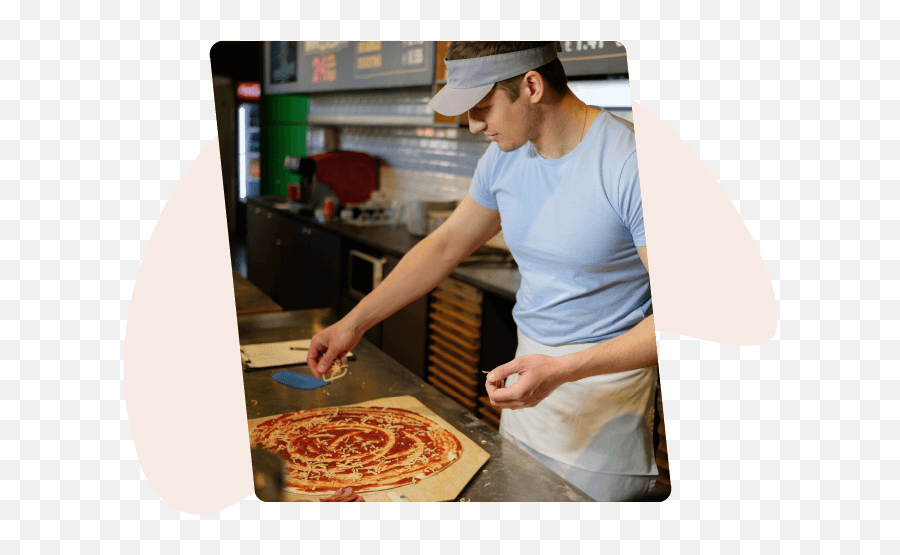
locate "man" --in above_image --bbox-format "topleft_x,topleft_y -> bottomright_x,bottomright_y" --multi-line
308,41 -> 659,501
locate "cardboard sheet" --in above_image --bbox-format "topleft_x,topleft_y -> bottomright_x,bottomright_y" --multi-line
247,395 -> 490,502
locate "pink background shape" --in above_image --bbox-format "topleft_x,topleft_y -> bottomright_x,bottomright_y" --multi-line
632,101 -> 778,345
123,139 -> 253,514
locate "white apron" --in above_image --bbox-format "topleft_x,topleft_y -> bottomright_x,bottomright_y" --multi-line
499,329 -> 659,484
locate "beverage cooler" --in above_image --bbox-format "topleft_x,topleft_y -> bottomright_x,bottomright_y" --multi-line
238,101 -> 261,199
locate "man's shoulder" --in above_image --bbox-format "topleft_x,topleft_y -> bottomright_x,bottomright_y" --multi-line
593,109 -> 635,141
590,110 -> 637,164
601,109 -> 635,132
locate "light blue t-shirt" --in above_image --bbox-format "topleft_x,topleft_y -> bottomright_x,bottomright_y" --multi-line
469,109 -> 651,345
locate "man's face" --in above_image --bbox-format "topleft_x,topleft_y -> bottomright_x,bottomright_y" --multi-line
466,84 -> 535,152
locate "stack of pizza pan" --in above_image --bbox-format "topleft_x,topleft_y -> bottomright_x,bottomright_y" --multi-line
477,396 -> 501,431
426,277 -> 484,413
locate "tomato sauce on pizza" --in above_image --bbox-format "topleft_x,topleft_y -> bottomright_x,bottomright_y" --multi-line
249,406 -> 462,495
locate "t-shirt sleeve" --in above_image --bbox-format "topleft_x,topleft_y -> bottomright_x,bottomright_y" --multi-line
616,150 -> 646,247
468,145 -> 499,210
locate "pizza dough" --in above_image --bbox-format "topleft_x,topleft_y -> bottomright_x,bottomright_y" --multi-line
249,406 -> 462,495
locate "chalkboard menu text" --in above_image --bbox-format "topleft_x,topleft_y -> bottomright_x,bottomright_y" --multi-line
273,41 -> 436,93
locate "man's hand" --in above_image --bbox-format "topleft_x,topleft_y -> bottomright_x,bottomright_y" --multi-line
306,322 -> 363,379
485,354 -> 570,409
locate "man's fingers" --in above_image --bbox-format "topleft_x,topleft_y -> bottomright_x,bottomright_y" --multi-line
485,381 -> 500,396
486,369 -> 510,383
307,337 -> 328,377
308,350 -> 325,374
316,345 -> 345,378
486,358 -> 526,386
488,381 -> 524,404
484,364 -> 505,384
310,351 -> 331,379
315,355 -> 332,379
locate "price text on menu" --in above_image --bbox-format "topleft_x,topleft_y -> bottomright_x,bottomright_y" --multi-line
293,41 -> 436,92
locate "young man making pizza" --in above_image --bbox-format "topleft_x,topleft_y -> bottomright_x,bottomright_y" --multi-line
308,41 -> 658,501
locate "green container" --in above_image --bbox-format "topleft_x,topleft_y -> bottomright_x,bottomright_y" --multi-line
264,94 -> 308,124
260,94 -> 309,196
262,123 -> 308,196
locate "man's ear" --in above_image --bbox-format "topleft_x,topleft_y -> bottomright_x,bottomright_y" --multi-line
522,71 -> 544,105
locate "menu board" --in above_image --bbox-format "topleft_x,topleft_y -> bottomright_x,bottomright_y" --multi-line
265,41 -> 436,93
558,41 -> 629,77
263,41 -> 626,94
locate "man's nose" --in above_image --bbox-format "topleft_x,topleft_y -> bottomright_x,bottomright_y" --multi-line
468,112 -> 485,134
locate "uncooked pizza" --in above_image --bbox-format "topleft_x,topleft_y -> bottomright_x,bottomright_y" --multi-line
249,406 -> 462,495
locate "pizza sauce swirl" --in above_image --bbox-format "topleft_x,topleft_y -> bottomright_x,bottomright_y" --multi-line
250,406 -> 462,495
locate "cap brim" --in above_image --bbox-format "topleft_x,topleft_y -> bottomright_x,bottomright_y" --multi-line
428,83 -> 495,116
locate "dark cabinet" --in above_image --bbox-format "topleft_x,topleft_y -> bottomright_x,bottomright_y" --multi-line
246,204 -> 281,299
246,202 -> 341,312
302,224 -> 341,314
381,255 -> 429,380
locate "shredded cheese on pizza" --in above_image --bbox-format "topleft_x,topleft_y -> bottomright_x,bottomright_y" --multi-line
249,406 -> 462,495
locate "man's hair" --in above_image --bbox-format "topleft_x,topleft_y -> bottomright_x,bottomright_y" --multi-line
445,41 -> 568,101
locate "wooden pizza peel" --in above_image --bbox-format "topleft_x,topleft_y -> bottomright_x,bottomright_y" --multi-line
247,395 -> 490,502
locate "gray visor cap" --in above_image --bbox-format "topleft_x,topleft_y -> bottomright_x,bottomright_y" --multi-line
428,43 -> 559,116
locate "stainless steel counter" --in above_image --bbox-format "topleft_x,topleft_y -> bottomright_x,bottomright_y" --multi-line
239,308 -> 594,502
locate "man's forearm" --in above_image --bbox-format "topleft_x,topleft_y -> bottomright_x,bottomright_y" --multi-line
344,233 -> 462,334
558,315 -> 659,382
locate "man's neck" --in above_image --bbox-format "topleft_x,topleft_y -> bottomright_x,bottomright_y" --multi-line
530,92 -> 593,160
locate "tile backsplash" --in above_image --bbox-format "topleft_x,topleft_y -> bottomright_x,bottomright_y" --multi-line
307,88 -> 435,126
378,166 -> 473,205
306,123 -> 490,205
303,86 -> 489,205
302,80 -> 633,208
